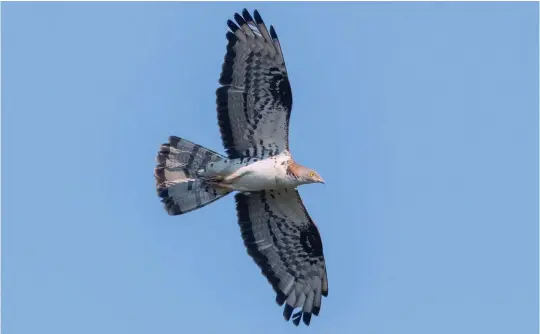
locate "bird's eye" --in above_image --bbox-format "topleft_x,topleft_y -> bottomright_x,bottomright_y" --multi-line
309,172 -> 315,177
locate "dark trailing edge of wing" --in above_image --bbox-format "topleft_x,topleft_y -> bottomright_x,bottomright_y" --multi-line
217,25 -> 239,158
216,85 -> 239,158
236,192 -> 283,294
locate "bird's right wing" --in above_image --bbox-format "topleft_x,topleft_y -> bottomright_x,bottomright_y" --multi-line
235,189 -> 328,326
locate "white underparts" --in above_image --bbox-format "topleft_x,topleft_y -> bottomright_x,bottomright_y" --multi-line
200,151 -> 301,192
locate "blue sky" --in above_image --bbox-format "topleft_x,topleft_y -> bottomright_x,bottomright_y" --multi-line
2,2 -> 538,333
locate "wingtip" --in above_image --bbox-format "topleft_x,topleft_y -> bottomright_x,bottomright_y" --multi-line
242,8 -> 254,22
292,311 -> 302,326
253,9 -> 264,24
276,293 -> 286,306
225,31 -> 237,42
283,304 -> 294,321
302,312 -> 312,326
269,25 -> 278,39
227,19 -> 239,32
234,12 -> 246,27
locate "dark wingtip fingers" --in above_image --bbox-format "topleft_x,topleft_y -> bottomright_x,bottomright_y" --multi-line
253,9 -> 264,24
227,19 -> 239,32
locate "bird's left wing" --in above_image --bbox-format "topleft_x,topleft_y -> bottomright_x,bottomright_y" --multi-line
235,189 -> 328,326
217,9 -> 293,159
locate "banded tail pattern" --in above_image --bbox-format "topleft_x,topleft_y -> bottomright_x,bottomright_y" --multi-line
154,136 -> 232,215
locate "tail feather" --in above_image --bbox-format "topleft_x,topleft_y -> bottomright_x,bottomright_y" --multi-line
155,136 -> 224,182
155,136 -> 232,215
157,179 -> 231,215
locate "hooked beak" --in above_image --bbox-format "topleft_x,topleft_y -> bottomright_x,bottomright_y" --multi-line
319,178 -> 325,185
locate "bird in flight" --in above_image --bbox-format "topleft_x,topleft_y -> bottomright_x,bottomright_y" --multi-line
154,9 -> 328,326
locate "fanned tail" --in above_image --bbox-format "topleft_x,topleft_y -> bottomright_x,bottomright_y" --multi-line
154,136 -> 232,215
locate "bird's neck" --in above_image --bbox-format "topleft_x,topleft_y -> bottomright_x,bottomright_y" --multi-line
286,161 -> 304,179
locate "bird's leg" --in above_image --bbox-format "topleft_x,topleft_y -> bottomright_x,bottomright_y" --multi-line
222,169 -> 252,183
199,175 -> 224,184
201,167 -> 251,189
199,175 -> 235,190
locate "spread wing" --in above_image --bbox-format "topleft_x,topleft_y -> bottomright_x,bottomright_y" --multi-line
235,189 -> 328,326
217,9 -> 293,159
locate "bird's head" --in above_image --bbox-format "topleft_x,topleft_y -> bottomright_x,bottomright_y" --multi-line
297,166 -> 325,185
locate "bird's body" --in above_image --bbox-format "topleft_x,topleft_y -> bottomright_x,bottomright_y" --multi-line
154,9 -> 328,327
198,151 -> 313,192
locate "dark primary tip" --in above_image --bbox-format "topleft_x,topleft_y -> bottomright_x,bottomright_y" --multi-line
253,9 -> 264,24
234,13 -> 246,27
302,312 -> 312,326
227,19 -> 239,32
225,31 -> 237,42
270,25 -> 278,39
242,8 -> 254,22
283,304 -> 294,321
292,312 -> 302,326
276,293 -> 286,306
